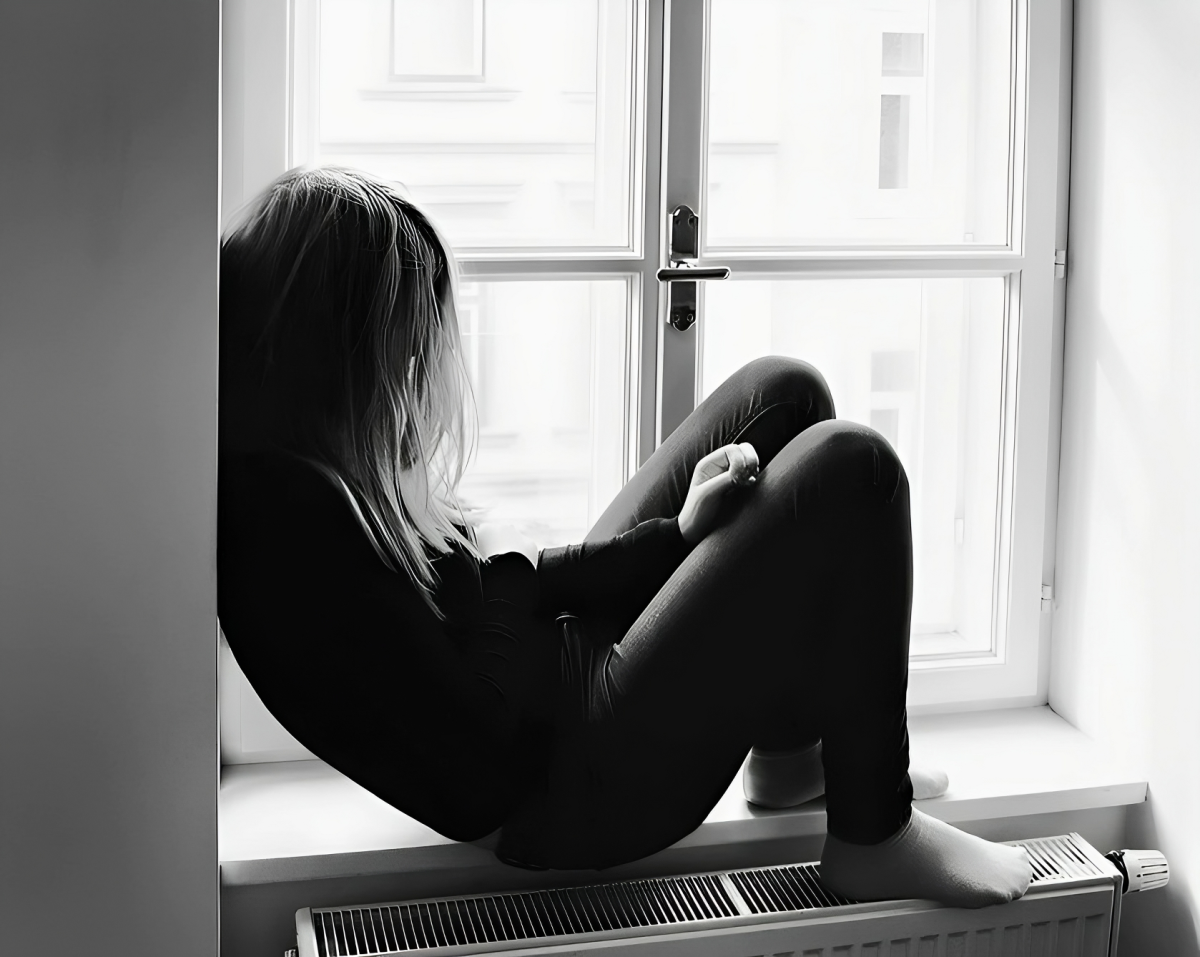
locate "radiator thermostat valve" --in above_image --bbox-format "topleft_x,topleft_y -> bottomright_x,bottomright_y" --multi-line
1105,848 -> 1170,893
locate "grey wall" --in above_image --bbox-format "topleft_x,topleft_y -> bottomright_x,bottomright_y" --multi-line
1053,0 -> 1200,953
0,2 -> 219,953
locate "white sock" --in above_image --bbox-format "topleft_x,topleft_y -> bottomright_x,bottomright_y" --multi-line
744,743 -> 949,807
820,808 -> 1032,908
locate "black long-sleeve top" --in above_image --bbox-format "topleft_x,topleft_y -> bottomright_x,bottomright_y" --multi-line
217,452 -> 689,841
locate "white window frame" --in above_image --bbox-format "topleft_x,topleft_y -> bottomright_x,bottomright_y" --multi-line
660,0 -> 1070,714
220,0 -> 1071,764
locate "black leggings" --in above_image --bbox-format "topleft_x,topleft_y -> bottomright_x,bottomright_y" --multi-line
498,357 -> 914,869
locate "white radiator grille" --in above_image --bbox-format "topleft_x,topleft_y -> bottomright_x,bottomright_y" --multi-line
311,872 -> 749,956
1023,835 -> 1106,882
727,863 -> 850,914
299,834 -> 1118,957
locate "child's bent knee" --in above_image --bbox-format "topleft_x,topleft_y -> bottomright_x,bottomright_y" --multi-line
783,420 -> 908,507
736,356 -> 836,421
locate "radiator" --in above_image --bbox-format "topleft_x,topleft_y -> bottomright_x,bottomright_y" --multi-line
292,834 -> 1166,957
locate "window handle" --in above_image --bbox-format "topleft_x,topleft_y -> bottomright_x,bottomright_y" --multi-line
660,205 -> 729,331
658,264 -> 729,331
656,265 -> 731,282
658,264 -> 728,331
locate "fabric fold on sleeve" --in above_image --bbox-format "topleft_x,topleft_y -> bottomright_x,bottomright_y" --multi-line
537,517 -> 691,622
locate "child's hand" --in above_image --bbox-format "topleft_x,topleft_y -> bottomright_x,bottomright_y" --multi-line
677,442 -> 759,545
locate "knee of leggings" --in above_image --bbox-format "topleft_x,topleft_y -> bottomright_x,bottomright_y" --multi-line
737,356 -> 835,422
797,420 -> 908,506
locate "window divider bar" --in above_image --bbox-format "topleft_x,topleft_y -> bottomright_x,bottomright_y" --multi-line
635,0 -> 667,471
682,255 -> 1027,279
458,254 -> 1024,281
459,258 -> 650,280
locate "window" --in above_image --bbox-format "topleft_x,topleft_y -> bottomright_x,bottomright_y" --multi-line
391,0 -> 485,79
882,32 -> 925,77
671,0 -> 1067,711
878,94 -> 912,189
221,0 -> 1069,763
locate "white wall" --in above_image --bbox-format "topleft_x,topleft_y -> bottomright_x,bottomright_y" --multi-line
1052,1 -> 1200,952
0,2 -> 219,953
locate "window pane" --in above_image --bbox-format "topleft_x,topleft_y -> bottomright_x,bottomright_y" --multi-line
392,0 -> 484,78
308,0 -> 640,249
701,278 -> 1006,656
706,0 -> 1016,248
458,280 -> 630,546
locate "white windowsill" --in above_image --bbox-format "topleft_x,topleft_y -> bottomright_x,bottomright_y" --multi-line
219,706 -> 1146,888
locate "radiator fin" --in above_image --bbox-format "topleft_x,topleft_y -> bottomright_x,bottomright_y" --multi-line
305,833 -> 1112,956
729,863 -> 852,914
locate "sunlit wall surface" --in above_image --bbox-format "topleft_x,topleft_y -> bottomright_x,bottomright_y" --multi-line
703,278 -> 1007,655
706,0 -> 1015,248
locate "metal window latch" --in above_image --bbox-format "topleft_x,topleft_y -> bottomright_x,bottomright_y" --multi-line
1054,249 -> 1067,280
1041,584 -> 1054,613
658,205 -> 730,331
670,204 -> 699,260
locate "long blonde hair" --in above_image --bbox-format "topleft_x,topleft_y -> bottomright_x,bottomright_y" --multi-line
220,167 -> 479,610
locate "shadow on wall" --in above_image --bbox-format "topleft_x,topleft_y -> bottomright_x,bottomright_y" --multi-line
1118,800 -> 1200,957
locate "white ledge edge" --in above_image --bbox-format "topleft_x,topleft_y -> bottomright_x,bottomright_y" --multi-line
220,706 -> 1147,887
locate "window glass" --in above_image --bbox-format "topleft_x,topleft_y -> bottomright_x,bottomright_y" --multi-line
705,0 -> 1016,248
309,0 -> 640,249
458,279 -> 631,545
702,277 -> 1007,657
392,0 -> 484,78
